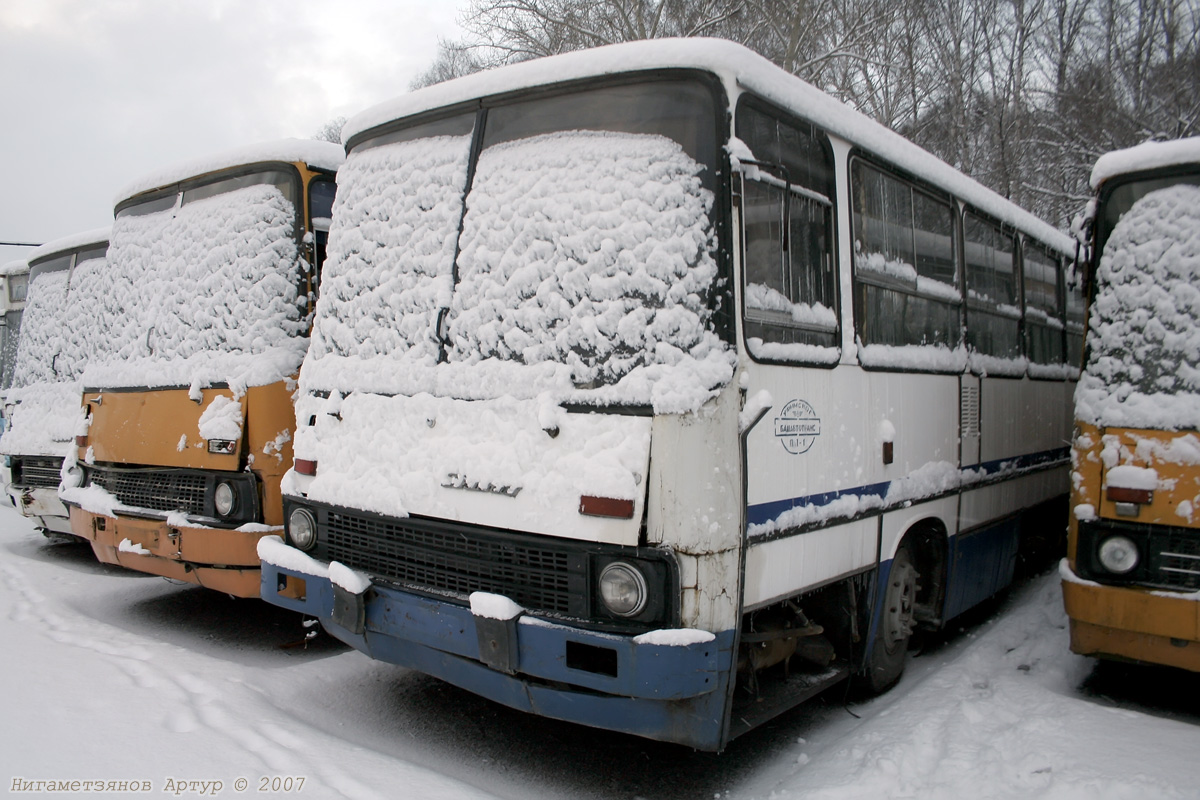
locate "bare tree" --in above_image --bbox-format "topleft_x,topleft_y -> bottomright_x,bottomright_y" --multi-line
409,0 -> 1200,228
312,116 -> 348,144
410,39 -> 489,90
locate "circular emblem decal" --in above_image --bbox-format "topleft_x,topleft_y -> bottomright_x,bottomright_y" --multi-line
774,399 -> 822,455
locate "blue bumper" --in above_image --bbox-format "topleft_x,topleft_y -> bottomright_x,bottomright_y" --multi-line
261,559 -> 737,750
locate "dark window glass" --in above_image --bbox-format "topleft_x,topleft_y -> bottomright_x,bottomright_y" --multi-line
851,160 -> 961,351
28,254 -> 72,282
737,102 -> 837,355
1024,243 -> 1064,365
357,112 -> 476,152
116,193 -> 177,219
963,213 -> 1020,360
1066,273 -> 1085,368
483,80 -> 718,191
183,169 -> 297,209
73,245 -> 107,268
308,177 -> 337,288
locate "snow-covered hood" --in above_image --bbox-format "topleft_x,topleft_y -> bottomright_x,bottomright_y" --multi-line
288,391 -> 652,546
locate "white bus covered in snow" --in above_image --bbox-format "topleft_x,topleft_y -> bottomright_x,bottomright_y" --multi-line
0,256 -> 31,395
259,39 -> 1080,750
1,229 -> 108,538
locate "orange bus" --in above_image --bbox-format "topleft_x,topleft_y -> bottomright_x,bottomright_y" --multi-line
62,140 -> 342,596
1062,137 -> 1200,671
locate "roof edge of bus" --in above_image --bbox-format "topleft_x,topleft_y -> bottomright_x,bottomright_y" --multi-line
113,138 -> 346,210
25,226 -> 112,265
1091,137 -> 1200,191
344,37 -> 1074,256
0,258 -> 30,276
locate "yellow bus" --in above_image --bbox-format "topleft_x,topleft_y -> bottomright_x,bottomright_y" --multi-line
1,229 -> 109,538
61,140 -> 342,596
1062,137 -> 1200,671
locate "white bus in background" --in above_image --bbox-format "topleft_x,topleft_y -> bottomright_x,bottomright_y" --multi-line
0,256 -> 31,397
1,228 -> 109,538
259,39 -> 1081,751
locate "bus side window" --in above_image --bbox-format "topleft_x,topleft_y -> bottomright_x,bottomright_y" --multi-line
1023,242 -> 1065,366
851,161 -> 961,352
964,212 -> 1021,362
736,101 -> 838,357
308,178 -> 337,302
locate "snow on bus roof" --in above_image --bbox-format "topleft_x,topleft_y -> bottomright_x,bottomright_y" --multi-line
26,226 -> 110,264
1091,137 -> 1200,190
114,138 -> 345,208
345,37 -> 1073,255
0,259 -> 29,276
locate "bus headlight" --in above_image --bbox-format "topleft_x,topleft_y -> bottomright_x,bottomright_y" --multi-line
1098,535 -> 1139,574
214,481 -> 237,517
598,562 -> 648,617
288,507 -> 317,551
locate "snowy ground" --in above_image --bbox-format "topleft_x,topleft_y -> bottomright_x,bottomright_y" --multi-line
2,504 -> 1198,800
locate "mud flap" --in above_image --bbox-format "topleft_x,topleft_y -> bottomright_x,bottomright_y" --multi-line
475,614 -> 521,674
332,583 -> 366,635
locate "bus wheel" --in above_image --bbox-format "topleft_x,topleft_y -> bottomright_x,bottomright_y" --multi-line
864,543 -> 920,694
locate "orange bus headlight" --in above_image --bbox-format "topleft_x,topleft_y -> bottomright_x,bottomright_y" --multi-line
214,481 -> 237,517
1098,535 -> 1140,574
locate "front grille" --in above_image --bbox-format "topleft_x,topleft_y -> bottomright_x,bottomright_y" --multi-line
12,456 -> 63,489
1151,530 -> 1200,591
88,467 -> 208,515
318,508 -> 586,616
1078,520 -> 1200,592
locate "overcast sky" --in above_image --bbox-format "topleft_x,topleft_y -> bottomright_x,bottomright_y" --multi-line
0,0 -> 464,263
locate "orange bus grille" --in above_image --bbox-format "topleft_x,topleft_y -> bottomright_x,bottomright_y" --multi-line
87,467 -> 209,516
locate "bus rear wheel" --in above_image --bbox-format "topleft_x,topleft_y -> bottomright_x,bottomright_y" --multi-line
863,543 -> 919,694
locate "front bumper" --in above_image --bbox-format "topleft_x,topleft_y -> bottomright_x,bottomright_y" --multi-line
261,546 -> 736,750
1062,562 -> 1200,672
70,506 -> 275,597
6,485 -> 73,534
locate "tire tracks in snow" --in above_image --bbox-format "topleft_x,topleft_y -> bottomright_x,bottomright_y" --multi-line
0,558 -> 392,799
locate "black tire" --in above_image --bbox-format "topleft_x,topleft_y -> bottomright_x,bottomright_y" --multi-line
863,542 -> 919,694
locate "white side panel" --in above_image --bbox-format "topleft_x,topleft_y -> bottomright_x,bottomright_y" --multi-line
647,380 -> 744,632
980,377 -> 1074,463
959,468 -> 1069,531
744,365 -> 960,536
880,495 -> 960,560
742,517 -> 876,609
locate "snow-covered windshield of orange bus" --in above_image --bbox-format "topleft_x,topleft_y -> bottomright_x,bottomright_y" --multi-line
1077,183 -> 1200,430
303,80 -> 734,414
83,171 -> 307,391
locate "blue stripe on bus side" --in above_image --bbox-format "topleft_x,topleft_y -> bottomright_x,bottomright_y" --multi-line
746,446 -> 1069,529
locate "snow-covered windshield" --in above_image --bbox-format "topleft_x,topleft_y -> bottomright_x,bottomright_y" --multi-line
11,264 -> 73,387
85,169 -> 308,390
305,79 -> 734,413
1076,183 -> 1200,430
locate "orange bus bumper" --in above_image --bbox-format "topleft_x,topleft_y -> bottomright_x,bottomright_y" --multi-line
1062,578 -> 1200,672
70,507 -> 274,598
